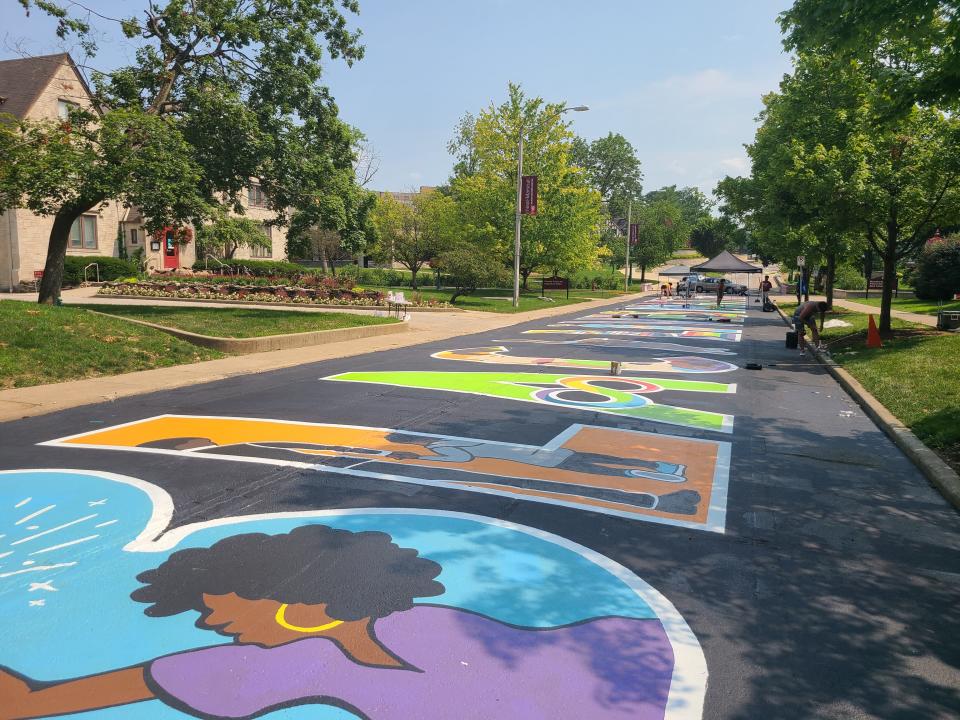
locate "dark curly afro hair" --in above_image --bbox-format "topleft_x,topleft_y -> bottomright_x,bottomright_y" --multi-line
131,524 -> 445,622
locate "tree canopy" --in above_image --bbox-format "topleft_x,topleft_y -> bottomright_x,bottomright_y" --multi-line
449,84 -> 602,286
5,0 -> 366,303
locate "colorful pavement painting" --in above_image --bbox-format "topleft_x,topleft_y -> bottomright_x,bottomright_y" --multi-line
431,346 -> 738,373
557,321 -> 743,334
43,415 -> 731,528
503,337 -> 738,355
0,469 -> 708,719
526,327 -> 742,341
326,371 -> 735,433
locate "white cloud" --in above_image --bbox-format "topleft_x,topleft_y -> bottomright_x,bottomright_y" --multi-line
718,156 -> 750,175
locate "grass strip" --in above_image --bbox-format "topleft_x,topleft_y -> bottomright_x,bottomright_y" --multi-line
82,305 -> 397,338
839,296 -> 960,316
0,300 -> 223,389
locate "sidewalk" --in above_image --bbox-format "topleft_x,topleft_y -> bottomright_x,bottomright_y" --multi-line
0,290 -> 652,422
778,292 -> 940,328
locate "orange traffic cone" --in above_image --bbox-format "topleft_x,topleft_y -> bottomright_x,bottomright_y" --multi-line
866,314 -> 883,348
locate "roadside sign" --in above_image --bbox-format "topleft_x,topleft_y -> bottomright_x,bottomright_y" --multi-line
33,270 -> 44,279
797,255 -> 805,268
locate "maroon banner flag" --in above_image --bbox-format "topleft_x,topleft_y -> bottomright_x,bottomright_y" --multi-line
521,175 -> 538,215
629,224 -> 638,245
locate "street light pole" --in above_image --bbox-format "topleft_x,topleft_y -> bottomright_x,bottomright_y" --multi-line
624,199 -> 631,293
513,132 -> 524,308
512,104 -> 589,308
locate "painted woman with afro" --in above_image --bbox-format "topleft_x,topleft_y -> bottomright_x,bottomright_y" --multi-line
0,524 -> 675,719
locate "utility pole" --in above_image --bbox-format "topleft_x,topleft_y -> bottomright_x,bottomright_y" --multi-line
512,133 -> 524,308
624,199 -> 632,293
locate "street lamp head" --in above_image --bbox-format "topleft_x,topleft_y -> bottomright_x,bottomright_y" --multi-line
570,105 -> 590,112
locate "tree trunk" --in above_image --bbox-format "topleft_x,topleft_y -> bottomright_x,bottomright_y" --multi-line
639,264 -> 646,283
825,251 -> 836,310
37,204 -> 92,304
319,243 -> 330,273
879,228 -> 898,333
520,268 -> 532,290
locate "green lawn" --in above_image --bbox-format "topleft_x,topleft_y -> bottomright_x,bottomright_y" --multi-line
778,301 -> 960,472
384,286 -> 630,313
0,300 -> 223,389
842,295 -> 960,316
82,305 -> 397,338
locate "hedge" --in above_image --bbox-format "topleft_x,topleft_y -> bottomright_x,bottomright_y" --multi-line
63,256 -> 138,285
191,258 -> 307,277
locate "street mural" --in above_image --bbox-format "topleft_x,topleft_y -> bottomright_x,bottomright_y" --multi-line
526,327 -> 742,341
557,322 -> 743,334
594,311 -> 745,322
431,346 -> 738,374
503,337 -> 738,355
325,371 -> 735,433
43,415 -> 732,529
0,469 -> 708,719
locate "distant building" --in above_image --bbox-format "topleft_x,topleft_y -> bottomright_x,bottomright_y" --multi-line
374,186 -> 436,207
0,53 -> 286,290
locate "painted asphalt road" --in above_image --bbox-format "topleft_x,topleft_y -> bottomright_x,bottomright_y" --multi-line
1,295 -> 959,719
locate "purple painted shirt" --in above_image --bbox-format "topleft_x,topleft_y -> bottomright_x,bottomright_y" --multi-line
148,606 -> 674,719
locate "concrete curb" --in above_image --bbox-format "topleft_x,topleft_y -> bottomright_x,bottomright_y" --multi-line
773,301 -> 960,510
97,293 -> 463,313
86,310 -> 410,354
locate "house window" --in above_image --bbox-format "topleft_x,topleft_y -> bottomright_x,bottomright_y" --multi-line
57,99 -> 79,120
69,215 -> 97,249
130,228 -> 139,245
248,184 -> 267,208
251,225 -> 273,257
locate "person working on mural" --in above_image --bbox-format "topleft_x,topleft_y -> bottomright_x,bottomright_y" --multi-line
715,278 -> 726,308
0,525 -> 675,720
792,299 -> 828,353
759,275 -> 773,307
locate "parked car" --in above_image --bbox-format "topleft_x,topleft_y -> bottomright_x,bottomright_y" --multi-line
677,274 -> 748,295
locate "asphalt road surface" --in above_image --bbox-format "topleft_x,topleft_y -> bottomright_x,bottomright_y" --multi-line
1,293 -> 958,720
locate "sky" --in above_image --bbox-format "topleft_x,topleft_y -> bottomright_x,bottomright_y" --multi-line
0,0 -> 794,200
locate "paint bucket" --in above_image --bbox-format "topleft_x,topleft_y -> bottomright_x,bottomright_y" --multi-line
610,361 -> 622,376
785,331 -> 798,349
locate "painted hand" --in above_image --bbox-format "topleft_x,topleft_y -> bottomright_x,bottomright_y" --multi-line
0,667 -> 33,719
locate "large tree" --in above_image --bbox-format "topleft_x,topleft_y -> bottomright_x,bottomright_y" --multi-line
371,191 -> 459,289
630,199 -> 687,283
779,0 -> 959,106
449,84 -> 602,287
718,52 -> 960,328
6,0 -> 364,303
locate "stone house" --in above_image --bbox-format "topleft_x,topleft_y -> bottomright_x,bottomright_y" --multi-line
0,53 -> 286,291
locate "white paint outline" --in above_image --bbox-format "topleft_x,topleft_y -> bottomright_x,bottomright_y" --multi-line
0,468 -> 709,720
41,415 -> 731,533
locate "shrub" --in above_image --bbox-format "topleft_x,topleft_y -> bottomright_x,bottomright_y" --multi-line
433,246 -> 510,303
63,256 -> 139,285
834,263 -> 866,290
568,269 -> 622,290
914,238 -> 960,300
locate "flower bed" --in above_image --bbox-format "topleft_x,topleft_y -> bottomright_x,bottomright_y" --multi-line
97,281 -> 451,308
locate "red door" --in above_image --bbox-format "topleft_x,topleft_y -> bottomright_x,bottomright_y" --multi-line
163,229 -> 180,269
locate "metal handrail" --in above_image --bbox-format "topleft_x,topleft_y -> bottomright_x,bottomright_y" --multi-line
204,254 -> 233,275
83,262 -> 100,283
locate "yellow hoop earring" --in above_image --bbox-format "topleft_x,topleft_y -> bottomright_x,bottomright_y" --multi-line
275,603 -> 344,633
